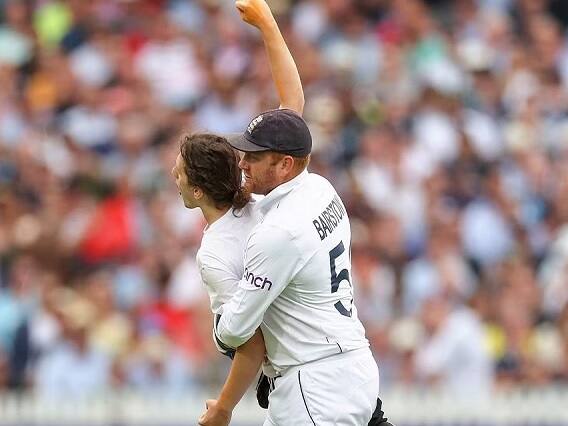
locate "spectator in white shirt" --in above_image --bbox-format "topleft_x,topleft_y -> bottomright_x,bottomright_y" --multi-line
414,296 -> 493,397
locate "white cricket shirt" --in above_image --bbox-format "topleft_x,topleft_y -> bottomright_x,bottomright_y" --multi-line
216,170 -> 369,373
196,203 -> 259,314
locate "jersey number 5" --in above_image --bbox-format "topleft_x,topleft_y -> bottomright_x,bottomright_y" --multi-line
329,241 -> 353,317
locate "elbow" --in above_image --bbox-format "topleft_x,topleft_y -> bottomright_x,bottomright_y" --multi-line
296,98 -> 305,116
218,323 -> 251,349
282,90 -> 305,116
294,90 -> 305,115
218,330 -> 242,349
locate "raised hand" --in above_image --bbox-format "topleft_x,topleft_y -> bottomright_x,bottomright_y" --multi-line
235,0 -> 275,30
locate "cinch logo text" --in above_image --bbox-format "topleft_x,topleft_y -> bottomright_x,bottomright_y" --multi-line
244,268 -> 272,290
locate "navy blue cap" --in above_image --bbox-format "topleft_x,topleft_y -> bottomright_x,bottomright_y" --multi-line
227,109 -> 312,157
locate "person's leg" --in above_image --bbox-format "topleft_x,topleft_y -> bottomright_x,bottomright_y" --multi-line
269,350 -> 379,425
265,350 -> 380,425
264,369 -> 317,425
306,350 -> 378,425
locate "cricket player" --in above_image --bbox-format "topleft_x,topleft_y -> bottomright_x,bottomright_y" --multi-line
171,0 -> 311,425
209,106 -> 380,425
202,1 -> 382,421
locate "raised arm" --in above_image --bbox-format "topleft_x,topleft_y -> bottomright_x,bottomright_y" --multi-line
236,0 -> 305,114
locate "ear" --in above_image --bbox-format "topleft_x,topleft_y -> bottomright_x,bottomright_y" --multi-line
193,186 -> 204,201
279,155 -> 295,175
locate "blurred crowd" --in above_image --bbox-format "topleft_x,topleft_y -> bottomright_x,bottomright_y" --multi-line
1,0 -> 568,400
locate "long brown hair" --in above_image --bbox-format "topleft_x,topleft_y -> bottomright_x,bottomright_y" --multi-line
180,133 -> 249,210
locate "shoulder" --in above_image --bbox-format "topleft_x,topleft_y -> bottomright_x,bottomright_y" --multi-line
247,223 -> 298,257
304,172 -> 336,193
232,201 -> 261,223
265,173 -> 342,225
289,173 -> 337,207
307,172 -> 333,186
203,203 -> 258,245
197,235 -> 229,270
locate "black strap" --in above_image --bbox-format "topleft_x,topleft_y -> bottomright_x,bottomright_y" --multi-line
368,397 -> 394,426
256,373 -> 271,409
213,313 -> 236,359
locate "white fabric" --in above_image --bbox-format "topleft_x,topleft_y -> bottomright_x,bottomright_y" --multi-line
264,348 -> 379,425
413,110 -> 460,165
461,199 -> 514,265
414,308 -> 493,397
463,109 -> 504,160
198,203 -> 277,375
69,44 -> 113,88
196,203 -> 259,314
135,39 -> 205,108
216,171 -> 369,372
35,343 -> 111,400
62,106 -> 117,148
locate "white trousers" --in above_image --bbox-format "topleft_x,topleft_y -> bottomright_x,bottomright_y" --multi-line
263,348 -> 380,426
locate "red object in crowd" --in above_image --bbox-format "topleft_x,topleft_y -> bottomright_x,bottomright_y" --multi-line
138,301 -> 204,361
80,195 -> 135,264
376,18 -> 404,45
124,31 -> 148,57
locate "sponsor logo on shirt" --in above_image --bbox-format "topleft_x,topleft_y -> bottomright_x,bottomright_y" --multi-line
244,268 -> 272,290
312,194 -> 346,241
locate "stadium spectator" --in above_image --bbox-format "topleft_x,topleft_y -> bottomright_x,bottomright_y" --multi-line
0,0 -> 567,398
414,296 -> 493,397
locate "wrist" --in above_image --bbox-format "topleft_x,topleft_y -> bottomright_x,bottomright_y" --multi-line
259,17 -> 278,34
216,394 -> 237,413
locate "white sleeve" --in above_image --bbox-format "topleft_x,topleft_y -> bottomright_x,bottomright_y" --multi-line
198,251 -> 240,356
215,224 -> 304,348
198,251 -> 240,314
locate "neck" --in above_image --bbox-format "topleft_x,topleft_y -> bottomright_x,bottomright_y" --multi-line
265,169 -> 304,195
201,203 -> 230,225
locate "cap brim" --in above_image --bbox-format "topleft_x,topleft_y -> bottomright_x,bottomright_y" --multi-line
225,133 -> 269,152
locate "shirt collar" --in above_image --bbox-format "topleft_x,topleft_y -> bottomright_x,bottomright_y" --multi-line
257,170 -> 308,215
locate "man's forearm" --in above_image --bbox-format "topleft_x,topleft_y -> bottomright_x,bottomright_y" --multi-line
259,19 -> 304,114
216,329 -> 265,412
